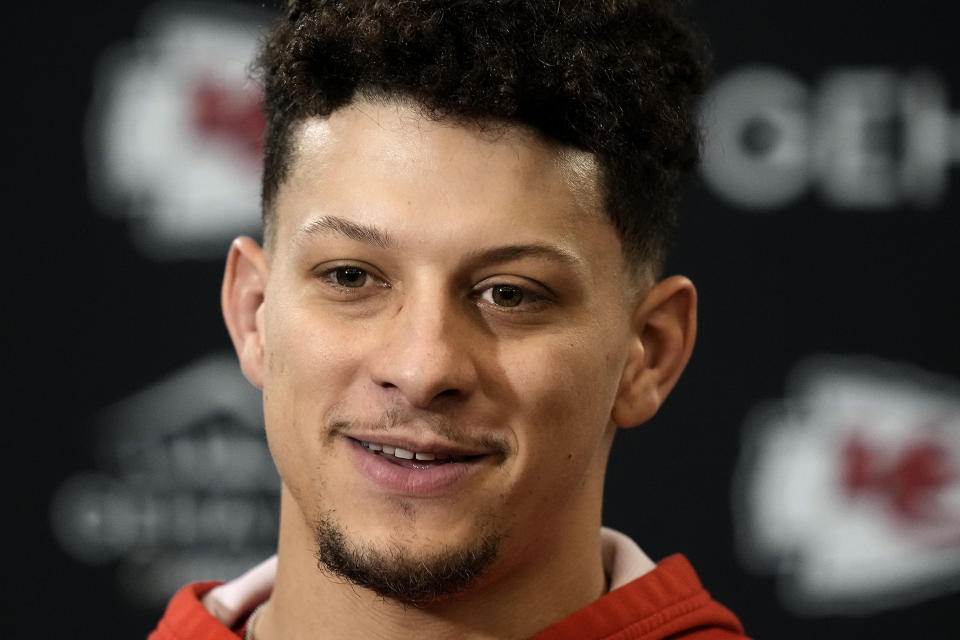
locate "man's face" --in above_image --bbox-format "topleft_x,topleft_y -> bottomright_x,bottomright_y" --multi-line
257,100 -> 642,598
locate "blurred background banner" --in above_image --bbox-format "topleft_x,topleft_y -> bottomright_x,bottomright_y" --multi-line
12,1 -> 958,638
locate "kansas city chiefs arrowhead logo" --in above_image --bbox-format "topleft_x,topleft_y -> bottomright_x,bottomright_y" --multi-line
86,3 -> 270,259
734,356 -> 960,615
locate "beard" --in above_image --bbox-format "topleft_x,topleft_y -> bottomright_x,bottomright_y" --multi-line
313,510 -> 502,606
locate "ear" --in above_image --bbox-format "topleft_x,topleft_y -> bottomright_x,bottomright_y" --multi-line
222,236 -> 269,389
611,275 -> 697,428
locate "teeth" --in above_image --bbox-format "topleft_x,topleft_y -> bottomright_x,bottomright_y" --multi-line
361,440 -> 459,462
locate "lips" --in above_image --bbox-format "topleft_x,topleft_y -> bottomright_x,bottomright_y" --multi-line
346,435 -> 493,496
357,439 -> 483,464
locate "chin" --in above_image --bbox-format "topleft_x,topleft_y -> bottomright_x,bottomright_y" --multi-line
312,507 -> 506,606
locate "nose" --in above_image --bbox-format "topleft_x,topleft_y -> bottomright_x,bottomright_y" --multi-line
367,289 -> 480,409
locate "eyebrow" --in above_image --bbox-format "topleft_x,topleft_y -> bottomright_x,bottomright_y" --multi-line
463,243 -> 581,268
297,215 -> 396,250
296,214 -> 580,268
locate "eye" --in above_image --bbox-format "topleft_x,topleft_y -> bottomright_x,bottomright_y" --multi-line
315,264 -> 386,294
331,266 -> 368,288
478,282 -> 550,310
486,285 -> 524,307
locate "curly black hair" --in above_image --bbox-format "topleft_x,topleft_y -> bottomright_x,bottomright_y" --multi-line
256,0 -> 710,273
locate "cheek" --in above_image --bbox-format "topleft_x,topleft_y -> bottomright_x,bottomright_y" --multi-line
499,331 -> 625,457
545,332 -> 619,403
264,297 -> 370,394
488,333 -> 623,534
260,303 -> 365,484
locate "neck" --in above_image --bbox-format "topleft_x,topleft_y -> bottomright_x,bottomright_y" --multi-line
256,485 -> 607,640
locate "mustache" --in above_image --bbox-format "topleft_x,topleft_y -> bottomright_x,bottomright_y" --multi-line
327,406 -> 510,455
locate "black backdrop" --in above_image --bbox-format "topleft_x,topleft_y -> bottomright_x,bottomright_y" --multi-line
11,1 -> 960,638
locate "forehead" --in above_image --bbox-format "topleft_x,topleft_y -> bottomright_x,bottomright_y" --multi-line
270,99 -> 625,276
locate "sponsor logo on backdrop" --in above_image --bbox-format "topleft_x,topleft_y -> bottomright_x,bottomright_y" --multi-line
87,3 -> 269,259
734,356 -> 960,615
50,354 -> 279,606
700,67 -> 958,210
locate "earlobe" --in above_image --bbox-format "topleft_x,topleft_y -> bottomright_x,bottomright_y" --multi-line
221,236 -> 269,389
611,276 -> 697,429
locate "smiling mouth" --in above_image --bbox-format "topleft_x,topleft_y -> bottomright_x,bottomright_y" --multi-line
353,438 -> 485,469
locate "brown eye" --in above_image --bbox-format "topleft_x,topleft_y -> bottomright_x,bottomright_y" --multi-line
490,285 -> 523,307
333,267 -> 368,288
